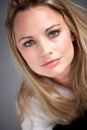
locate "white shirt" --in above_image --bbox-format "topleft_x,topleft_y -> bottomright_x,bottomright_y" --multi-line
21,85 -> 74,130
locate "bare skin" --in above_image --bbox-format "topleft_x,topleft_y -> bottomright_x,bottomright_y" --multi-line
14,5 -> 75,88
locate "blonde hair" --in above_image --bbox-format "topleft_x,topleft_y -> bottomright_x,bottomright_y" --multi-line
6,0 -> 87,125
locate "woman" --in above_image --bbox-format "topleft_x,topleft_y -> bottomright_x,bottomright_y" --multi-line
5,0 -> 87,130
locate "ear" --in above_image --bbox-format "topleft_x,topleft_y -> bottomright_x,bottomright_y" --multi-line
71,32 -> 75,42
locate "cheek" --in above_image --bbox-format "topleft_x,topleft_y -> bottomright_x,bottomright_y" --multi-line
62,38 -> 74,62
23,53 -> 38,68
19,47 -> 40,71
58,32 -> 74,54
56,32 -> 74,62
19,50 -> 34,65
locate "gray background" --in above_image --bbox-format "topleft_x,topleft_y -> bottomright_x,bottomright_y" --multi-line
0,0 -> 87,130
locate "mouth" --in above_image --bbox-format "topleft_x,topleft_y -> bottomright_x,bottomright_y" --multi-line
41,57 -> 61,67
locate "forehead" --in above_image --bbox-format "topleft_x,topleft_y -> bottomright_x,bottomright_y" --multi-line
13,5 -> 66,40
14,5 -> 63,26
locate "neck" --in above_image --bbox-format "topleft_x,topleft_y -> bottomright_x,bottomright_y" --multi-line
53,68 -> 71,88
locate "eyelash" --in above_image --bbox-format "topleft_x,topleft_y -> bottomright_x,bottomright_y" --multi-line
23,30 -> 60,47
23,40 -> 35,47
49,30 -> 60,38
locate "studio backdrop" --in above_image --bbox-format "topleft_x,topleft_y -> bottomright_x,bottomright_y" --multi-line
0,0 -> 87,130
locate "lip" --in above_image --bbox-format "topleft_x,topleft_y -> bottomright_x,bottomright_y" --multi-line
41,57 -> 61,67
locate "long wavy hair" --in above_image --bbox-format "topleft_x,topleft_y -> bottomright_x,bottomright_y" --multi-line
6,0 -> 87,125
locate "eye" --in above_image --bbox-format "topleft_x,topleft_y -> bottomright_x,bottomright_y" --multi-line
23,40 -> 35,47
49,30 -> 59,38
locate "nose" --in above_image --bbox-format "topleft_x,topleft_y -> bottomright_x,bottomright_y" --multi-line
39,39 -> 53,57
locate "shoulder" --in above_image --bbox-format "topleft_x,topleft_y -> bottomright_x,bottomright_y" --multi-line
21,97 -> 54,130
54,84 -> 74,98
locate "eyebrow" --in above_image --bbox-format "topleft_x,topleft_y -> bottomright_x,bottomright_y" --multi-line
45,24 -> 60,32
19,24 -> 60,42
19,36 -> 33,42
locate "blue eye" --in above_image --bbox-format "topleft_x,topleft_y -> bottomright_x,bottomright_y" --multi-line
24,40 -> 35,47
49,30 -> 59,38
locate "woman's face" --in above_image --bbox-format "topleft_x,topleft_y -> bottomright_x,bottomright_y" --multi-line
14,5 -> 74,79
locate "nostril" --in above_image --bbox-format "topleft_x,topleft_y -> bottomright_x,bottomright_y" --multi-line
38,39 -> 54,57
40,50 -> 53,57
